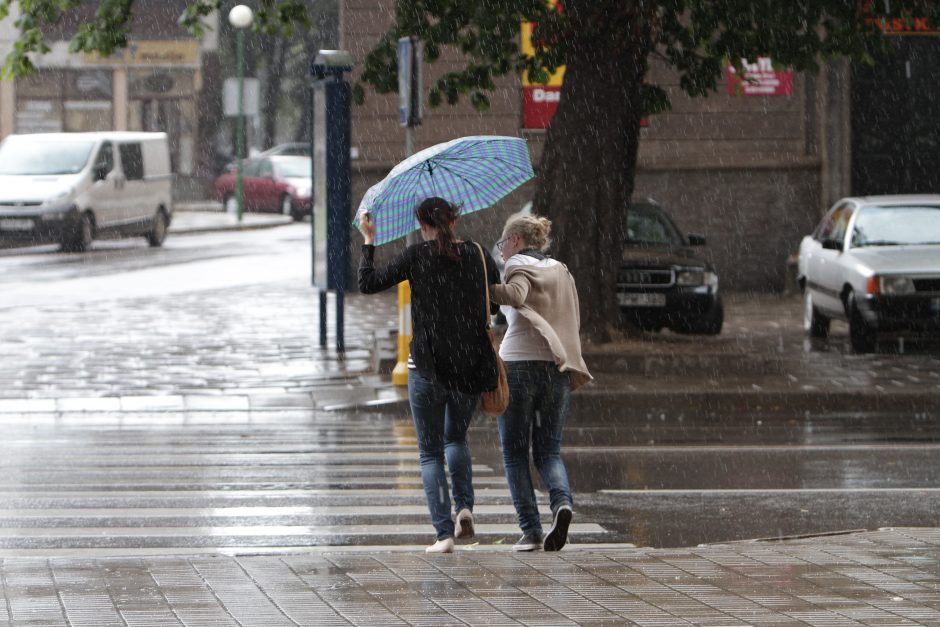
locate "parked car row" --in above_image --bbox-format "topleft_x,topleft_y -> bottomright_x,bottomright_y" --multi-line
2,131 -> 936,353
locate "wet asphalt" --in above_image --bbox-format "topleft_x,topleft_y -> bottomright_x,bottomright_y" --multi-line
0,223 -> 938,556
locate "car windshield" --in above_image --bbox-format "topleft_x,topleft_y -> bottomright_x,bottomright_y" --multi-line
275,159 -> 311,178
851,205 -> 940,247
0,138 -> 96,175
625,205 -> 685,246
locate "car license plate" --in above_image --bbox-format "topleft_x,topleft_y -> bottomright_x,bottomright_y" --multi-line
618,292 -> 666,307
0,218 -> 34,231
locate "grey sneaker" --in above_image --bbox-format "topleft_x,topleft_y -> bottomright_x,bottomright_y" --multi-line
513,531 -> 543,552
543,505 -> 572,551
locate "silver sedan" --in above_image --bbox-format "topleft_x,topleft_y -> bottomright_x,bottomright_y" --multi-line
797,195 -> 940,352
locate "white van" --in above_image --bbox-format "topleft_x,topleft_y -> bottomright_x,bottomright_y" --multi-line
0,131 -> 173,251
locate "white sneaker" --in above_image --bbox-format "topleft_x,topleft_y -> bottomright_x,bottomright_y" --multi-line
455,509 -> 475,540
425,537 -> 454,553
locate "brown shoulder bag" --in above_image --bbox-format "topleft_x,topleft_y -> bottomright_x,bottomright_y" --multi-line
474,242 -> 509,416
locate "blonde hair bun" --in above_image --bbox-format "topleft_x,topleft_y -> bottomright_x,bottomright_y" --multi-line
502,212 -> 552,252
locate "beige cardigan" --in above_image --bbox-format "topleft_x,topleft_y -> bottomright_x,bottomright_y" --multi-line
490,262 -> 593,391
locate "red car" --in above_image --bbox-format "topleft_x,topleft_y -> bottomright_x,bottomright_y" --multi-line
214,155 -> 311,221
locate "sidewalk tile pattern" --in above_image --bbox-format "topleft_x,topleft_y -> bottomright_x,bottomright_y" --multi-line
3,528 -> 940,626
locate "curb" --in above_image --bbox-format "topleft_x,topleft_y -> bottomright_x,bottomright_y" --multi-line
168,211 -> 294,235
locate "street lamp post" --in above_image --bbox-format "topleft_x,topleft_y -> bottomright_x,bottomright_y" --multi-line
229,4 -> 254,222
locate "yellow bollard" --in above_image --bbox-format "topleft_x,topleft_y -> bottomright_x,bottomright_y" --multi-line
392,280 -> 412,386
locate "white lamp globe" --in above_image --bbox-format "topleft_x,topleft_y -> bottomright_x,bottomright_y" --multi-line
228,5 -> 254,29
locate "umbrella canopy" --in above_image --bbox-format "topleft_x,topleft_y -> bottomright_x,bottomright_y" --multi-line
354,135 -> 534,245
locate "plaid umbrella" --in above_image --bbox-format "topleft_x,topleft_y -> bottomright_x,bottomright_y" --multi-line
354,135 -> 534,245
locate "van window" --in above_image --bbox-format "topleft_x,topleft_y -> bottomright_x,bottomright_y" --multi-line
95,142 -> 114,176
119,143 -> 144,180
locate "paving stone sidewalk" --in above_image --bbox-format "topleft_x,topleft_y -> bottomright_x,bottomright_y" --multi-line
3,527 -> 940,626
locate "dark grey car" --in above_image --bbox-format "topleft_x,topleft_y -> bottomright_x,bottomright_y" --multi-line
617,202 -> 723,335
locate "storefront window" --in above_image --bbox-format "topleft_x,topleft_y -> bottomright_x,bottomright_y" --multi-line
128,68 -> 195,175
15,69 -> 112,133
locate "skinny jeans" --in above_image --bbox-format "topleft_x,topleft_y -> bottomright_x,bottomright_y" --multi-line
498,360 -> 573,534
408,369 -> 478,540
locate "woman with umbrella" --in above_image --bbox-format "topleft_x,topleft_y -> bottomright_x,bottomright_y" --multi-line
358,197 -> 500,553
490,213 -> 592,552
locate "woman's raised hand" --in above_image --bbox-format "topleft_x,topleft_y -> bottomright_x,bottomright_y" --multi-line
359,212 -> 376,245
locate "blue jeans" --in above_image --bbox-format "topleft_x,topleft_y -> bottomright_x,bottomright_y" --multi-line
408,369 -> 478,540
498,361 -> 573,534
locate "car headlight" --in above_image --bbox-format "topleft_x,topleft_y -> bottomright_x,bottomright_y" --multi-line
880,276 -> 915,295
676,269 -> 705,286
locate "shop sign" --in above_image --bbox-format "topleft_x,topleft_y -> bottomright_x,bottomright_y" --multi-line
862,3 -> 940,35
726,57 -> 794,96
84,41 -> 199,67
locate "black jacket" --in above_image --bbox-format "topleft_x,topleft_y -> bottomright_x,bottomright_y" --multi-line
359,241 -> 500,394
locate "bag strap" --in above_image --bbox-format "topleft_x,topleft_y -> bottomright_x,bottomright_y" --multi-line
473,242 -> 492,329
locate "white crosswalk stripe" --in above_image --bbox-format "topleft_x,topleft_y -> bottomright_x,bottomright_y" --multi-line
0,409 -> 606,556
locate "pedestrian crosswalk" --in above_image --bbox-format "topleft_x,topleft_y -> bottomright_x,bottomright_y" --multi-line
0,409 -> 604,556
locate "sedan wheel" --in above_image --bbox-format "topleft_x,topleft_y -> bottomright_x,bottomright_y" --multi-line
847,291 -> 876,353
224,194 -> 239,214
672,297 -> 724,335
803,290 -> 830,338
280,194 -> 295,219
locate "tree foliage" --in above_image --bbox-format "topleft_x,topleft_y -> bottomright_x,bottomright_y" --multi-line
357,1 -> 940,113
0,0 -> 311,78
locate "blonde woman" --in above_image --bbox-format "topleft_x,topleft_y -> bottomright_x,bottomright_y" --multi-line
490,213 -> 592,551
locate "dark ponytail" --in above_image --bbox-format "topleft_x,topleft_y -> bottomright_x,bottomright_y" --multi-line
415,197 -> 461,260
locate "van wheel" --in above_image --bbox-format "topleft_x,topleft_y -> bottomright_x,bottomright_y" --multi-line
60,212 -> 93,253
280,194 -> 300,221
147,210 -> 168,247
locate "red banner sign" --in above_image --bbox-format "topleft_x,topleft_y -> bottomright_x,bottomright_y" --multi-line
726,57 -> 794,97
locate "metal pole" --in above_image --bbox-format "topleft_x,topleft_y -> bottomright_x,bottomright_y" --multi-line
235,29 -> 246,222
319,289 -> 327,347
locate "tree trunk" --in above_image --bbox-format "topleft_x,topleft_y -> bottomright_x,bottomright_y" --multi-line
533,5 -> 650,343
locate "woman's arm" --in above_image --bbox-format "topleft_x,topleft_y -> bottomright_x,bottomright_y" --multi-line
358,245 -> 411,294
484,247 -> 501,315
356,212 -> 411,294
490,269 -> 530,307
